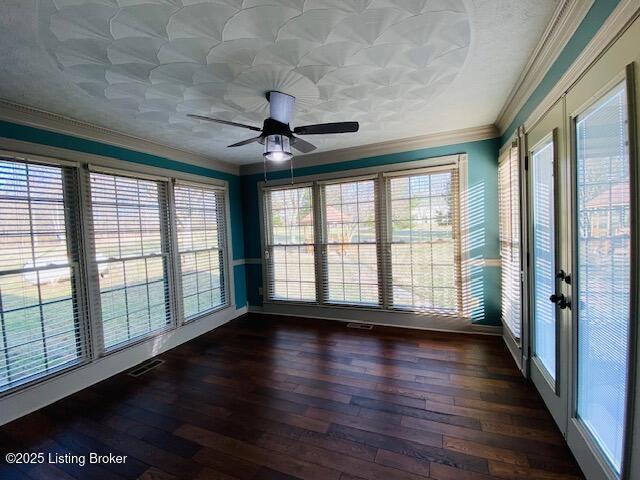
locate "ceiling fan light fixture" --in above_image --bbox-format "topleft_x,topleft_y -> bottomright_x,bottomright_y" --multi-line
264,134 -> 292,162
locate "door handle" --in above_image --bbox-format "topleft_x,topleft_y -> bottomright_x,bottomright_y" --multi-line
549,293 -> 570,309
556,270 -> 571,284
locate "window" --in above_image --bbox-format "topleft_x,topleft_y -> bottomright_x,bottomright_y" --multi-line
575,81 -> 630,472
387,168 -> 461,313
531,138 -> 556,380
321,179 -> 379,305
0,154 -> 233,396
89,171 -> 172,351
261,160 -> 464,315
174,183 -> 227,320
0,158 -> 84,392
498,144 -> 521,340
264,186 -> 316,302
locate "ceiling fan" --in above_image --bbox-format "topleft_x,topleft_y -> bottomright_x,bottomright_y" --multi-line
188,91 -> 359,163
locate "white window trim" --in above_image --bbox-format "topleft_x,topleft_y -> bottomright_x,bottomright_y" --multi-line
262,184 -> 319,304
84,168 -> 177,355
318,177 -> 380,307
171,180 -> 231,325
258,154 -> 471,320
498,140 -> 523,345
0,147 -> 237,401
0,156 -> 91,396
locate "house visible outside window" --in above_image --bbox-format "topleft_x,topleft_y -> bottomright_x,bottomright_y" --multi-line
321,179 -> 379,305
263,185 -> 316,302
261,159 -> 464,316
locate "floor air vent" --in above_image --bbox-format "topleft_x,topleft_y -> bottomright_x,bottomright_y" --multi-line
346,323 -> 373,330
127,358 -> 165,377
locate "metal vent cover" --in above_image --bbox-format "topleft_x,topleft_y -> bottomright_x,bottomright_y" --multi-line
346,323 -> 373,330
127,358 -> 165,378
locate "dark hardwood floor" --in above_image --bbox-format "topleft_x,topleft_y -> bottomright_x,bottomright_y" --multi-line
0,313 -> 584,480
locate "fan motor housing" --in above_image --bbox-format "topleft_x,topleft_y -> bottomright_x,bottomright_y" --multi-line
261,118 -> 292,142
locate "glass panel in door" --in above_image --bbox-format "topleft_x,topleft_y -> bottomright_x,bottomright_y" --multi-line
531,139 -> 557,382
575,81 -> 630,473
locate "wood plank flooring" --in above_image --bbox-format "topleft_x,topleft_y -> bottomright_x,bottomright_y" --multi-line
0,313 -> 584,480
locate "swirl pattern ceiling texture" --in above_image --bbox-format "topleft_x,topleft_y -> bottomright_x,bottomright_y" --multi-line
38,0 -> 470,160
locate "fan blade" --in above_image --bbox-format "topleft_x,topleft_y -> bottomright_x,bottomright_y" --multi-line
291,136 -> 316,154
228,136 -> 262,147
188,114 -> 262,132
267,91 -> 295,124
294,122 -> 359,135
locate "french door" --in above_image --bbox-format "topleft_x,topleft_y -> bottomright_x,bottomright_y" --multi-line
526,100 -> 571,430
524,17 -> 639,479
564,61 -> 637,479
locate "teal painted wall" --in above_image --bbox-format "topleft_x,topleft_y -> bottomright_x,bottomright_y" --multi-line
241,138 -> 502,326
0,0 -> 620,325
0,120 -> 248,310
501,0 -> 621,144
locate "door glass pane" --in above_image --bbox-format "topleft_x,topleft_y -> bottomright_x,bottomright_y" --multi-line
576,81 -> 630,473
531,139 -> 556,380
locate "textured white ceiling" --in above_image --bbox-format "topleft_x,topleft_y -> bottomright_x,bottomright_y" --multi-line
0,0 -> 559,165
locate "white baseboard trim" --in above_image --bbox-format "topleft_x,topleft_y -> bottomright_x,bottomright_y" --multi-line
502,331 -> 526,377
0,306 -> 247,426
248,305 -> 501,336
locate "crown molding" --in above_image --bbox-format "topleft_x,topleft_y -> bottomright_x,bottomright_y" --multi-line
239,124 -> 498,175
495,0 -> 595,134
523,0 -> 640,133
0,99 -> 239,175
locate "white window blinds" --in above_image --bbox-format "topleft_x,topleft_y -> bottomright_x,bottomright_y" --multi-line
264,186 -> 316,302
0,159 -> 85,392
174,183 -> 227,320
321,179 -> 379,305
498,145 -> 521,340
575,81 -> 630,472
89,171 -> 172,351
386,168 -> 461,313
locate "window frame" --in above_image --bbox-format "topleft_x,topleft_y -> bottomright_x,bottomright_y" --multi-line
262,182 -> 319,304
569,76 -> 635,478
0,154 -> 91,396
383,165 -> 463,315
318,175 -> 381,307
259,155 -> 467,318
0,148 -> 235,398
170,179 -> 230,324
498,141 -> 523,343
84,166 -> 177,354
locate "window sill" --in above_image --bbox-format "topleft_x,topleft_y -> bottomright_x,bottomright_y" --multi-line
257,302 -> 499,336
